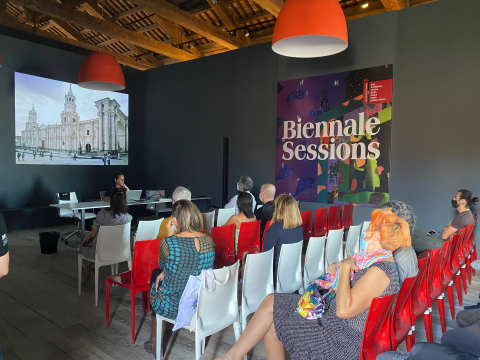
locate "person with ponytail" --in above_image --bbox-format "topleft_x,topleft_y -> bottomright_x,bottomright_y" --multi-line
441,189 -> 478,240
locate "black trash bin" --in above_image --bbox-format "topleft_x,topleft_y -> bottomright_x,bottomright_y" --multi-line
39,231 -> 60,254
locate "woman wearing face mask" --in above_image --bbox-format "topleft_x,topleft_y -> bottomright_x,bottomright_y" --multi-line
144,200 -> 215,355
214,208 -> 410,360
441,189 -> 478,240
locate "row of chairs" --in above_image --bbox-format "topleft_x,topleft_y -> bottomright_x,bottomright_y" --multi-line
300,204 -> 354,240
363,220 -> 478,359
202,206 -> 263,235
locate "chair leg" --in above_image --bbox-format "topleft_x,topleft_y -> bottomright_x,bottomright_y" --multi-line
131,291 -> 136,344
406,326 -> 415,352
455,273 -> 463,306
78,256 -> 82,296
467,257 -> 472,285
195,334 -> 202,360
147,291 -> 151,313
423,309 -> 433,342
106,279 -> 111,328
156,316 -> 163,360
437,294 -> 446,333
461,265 -> 468,295
447,283 -> 455,320
95,265 -> 99,306
142,291 -> 146,314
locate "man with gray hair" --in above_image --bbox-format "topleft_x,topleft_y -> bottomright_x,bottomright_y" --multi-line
156,186 -> 192,239
225,175 -> 256,214
381,200 -> 419,284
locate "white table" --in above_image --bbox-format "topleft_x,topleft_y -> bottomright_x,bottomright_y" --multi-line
50,199 -> 172,241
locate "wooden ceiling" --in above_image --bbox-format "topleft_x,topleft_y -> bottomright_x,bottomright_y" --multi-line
0,0 -> 437,70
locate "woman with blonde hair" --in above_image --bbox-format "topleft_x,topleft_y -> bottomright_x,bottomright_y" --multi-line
144,200 -> 215,354
215,208 -> 410,360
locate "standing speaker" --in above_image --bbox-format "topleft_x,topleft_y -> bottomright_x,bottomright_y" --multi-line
222,137 -> 229,207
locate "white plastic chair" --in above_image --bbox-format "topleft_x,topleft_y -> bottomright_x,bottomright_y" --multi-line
241,248 -> 274,332
276,240 -> 304,294
325,228 -> 344,268
202,211 -> 215,234
78,222 -> 132,306
303,236 -> 326,290
362,221 -> 371,233
135,219 -> 163,242
56,192 -> 96,242
216,208 -> 235,227
156,262 -> 242,360
345,224 -> 361,258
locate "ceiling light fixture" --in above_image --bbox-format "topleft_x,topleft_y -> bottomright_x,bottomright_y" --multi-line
362,3 -> 369,8
244,29 -> 250,37
78,52 -> 125,91
272,0 -> 348,58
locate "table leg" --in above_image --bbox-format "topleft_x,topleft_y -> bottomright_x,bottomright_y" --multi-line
155,203 -> 159,219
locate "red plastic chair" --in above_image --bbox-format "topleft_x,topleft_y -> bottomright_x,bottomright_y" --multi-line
468,215 -> 477,276
211,224 -> 236,269
458,225 -> 474,295
300,210 -> 313,245
313,208 -> 328,237
236,220 -> 261,262
359,293 -> 396,360
261,220 -> 271,251
407,252 -> 430,349
423,247 -> 442,342
451,228 -> 467,307
342,204 -> 353,231
106,238 -> 161,344
436,240 -> 453,333
464,224 -> 475,286
390,272 -> 421,351
328,205 -> 342,231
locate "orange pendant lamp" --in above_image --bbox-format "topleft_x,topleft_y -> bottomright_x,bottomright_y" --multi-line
272,0 -> 348,58
78,52 -> 125,91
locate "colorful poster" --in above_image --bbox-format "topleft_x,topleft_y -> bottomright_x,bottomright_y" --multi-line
275,65 -> 393,207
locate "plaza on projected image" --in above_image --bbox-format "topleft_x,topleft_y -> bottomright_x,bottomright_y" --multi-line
14,72 -> 129,165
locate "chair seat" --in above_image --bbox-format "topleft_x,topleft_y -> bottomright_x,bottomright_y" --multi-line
106,271 -> 150,290
84,213 -> 97,220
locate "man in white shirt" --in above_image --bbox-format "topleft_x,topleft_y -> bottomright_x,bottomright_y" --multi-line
225,175 -> 256,214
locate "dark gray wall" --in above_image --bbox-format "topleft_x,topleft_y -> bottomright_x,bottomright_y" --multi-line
0,27 -> 146,229
142,0 -> 480,231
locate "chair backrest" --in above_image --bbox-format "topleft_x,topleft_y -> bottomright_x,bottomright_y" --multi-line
211,224 -> 236,268
362,221 -> 371,233
99,191 -> 106,200
390,274 -> 418,350
452,228 -> 467,272
56,192 -> 78,218
132,238 -> 162,287
237,220 -> 261,260
202,211 -> 215,234
456,226 -> 469,265
276,240 -> 303,293
342,204 -> 354,231
303,236 -> 326,288
135,219 -> 163,242
242,248 -> 275,317
217,208 -> 235,227
425,247 -> 443,302
440,239 -> 453,287
464,224 -> 475,255
328,205 -> 342,231
196,261 -> 240,339
410,252 -> 430,321
96,222 -> 132,263
345,224 -> 361,258
325,228 -> 344,267
300,210 -> 313,242
359,293 -> 396,360
262,220 -> 272,251
313,208 -> 328,237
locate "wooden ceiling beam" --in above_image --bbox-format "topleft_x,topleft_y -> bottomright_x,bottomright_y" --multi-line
151,14 -> 201,56
251,0 -> 283,17
11,0 -> 196,61
380,0 -> 409,10
344,1 -> 386,20
113,6 -> 143,21
49,18 -> 85,41
0,10 -> 154,70
129,0 -> 244,50
206,0 -> 252,44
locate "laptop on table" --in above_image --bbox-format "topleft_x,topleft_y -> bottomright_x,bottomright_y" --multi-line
126,190 -> 142,202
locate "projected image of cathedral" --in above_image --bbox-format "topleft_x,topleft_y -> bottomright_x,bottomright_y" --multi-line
19,85 -> 128,157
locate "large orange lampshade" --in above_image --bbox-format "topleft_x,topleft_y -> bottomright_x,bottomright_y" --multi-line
78,52 -> 125,91
272,0 -> 348,58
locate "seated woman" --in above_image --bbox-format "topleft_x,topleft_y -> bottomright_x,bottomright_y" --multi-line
144,200 -> 215,354
441,189 -> 478,240
81,187 -> 132,281
215,208 -> 410,360
224,192 -> 257,255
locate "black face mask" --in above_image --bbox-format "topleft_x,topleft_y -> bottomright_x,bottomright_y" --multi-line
451,199 -> 459,208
